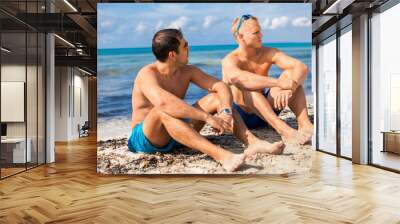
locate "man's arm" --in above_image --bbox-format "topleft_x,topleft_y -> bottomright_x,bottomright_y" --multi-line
269,48 -> 308,90
188,65 -> 232,111
136,68 -> 209,122
221,57 -> 281,91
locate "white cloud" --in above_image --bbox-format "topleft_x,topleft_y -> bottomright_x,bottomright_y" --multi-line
270,16 -> 289,29
167,16 -> 189,29
135,22 -> 146,33
98,4 -> 311,48
260,18 -> 270,30
292,17 -> 311,27
203,16 -> 216,29
155,4 -> 189,16
259,16 -> 290,30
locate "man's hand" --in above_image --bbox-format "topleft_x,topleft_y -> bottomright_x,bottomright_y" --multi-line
274,89 -> 293,111
205,114 -> 231,135
277,78 -> 297,91
217,112 -> 234,133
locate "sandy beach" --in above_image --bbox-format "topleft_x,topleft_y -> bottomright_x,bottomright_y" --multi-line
97,103 -> 315,175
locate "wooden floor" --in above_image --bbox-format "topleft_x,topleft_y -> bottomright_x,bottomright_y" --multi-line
1,134 -> 400,223
1,163 -> 44,178
1,167 -> 26,178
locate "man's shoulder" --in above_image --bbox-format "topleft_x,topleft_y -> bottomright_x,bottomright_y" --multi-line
182,64 -> 197,70
260,46 -> 278,54
137,64 -> 157,79
134,65 -> 159,89
222,51 -> 239,65
181,64 -> 201,74
259,46 -> 280,61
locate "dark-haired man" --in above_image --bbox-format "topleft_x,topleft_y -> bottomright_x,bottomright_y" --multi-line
128,29 -> 284,172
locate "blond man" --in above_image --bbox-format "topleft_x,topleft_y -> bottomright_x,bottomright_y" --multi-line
221,15 -> 314,144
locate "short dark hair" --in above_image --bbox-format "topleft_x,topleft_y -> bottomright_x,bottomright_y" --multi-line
152,29 -> 183,62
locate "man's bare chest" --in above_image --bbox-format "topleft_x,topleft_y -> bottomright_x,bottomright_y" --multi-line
158,76 -> 190,98
239,61 -> 271,76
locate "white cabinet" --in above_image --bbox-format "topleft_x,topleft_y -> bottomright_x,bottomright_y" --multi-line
1,138 -> 31,163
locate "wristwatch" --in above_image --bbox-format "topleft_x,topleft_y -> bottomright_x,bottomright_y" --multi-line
219,108 -> 233,116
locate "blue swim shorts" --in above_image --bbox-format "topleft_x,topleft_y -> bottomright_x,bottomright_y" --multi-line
127,121 -> 178,154
232,89 -> 281,129
127,118 -> 191,153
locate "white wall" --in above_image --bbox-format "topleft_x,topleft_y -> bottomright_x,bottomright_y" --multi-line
1,65 -> 26,81
76,71 -> 89,139
54,66 -> 69,141
70,72 -> 89,139
1,82 -> 25,122
54,67 -> 89,141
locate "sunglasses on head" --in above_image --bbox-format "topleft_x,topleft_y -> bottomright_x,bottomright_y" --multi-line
236,14 -> 254,36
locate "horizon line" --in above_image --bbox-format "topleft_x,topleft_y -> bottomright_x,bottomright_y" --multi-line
98,41 -> 312,50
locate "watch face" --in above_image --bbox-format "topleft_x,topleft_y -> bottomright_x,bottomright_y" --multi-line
223,108 -> 232,115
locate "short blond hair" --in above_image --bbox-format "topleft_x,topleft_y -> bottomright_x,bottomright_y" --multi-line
231,16 -> 259,38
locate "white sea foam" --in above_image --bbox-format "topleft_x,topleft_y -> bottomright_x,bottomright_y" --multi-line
98,116 -> 131,141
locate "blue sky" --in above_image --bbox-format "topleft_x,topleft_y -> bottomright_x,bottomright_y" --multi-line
98,3 -> 311,49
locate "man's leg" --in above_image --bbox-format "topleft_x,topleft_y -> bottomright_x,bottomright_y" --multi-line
189,93 -> 220,132
192,93 -> 260,144
142,108 -> 244,171
267,70 -> 314,142
273,69 -> 313,133
240,90 -> 294,135
237,89 -> 309,145
287,85 -> 314,134
192,93 -> 284,156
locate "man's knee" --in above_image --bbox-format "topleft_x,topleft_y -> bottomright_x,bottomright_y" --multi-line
240,90 -> 265,113
207,92 -> 220,106
246,90 -> 269,104
279,70 -> 291,80
196,92 -> 220,113
151,107 -> 171,122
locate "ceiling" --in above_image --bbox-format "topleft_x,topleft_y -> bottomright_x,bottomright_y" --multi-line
1,0 -> 98,74
0,0 -> 393,75
311,0 -> 390,43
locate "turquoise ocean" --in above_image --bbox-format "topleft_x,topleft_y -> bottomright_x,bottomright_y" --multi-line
97,43 -> 312,140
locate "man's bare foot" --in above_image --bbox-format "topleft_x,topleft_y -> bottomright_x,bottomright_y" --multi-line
220,153 -> 245,172
299,127 -> 313,144
282,130 -> 311,145
244,140 -> 285,157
